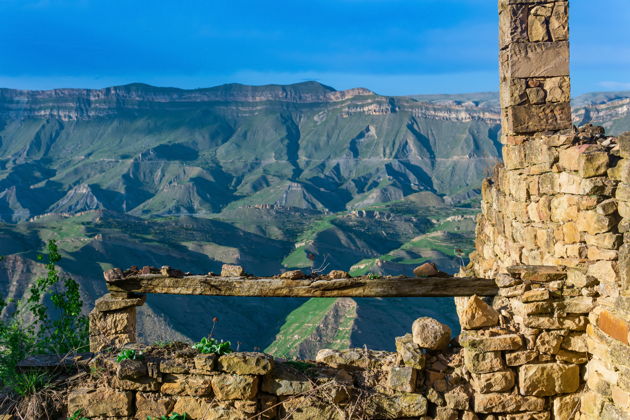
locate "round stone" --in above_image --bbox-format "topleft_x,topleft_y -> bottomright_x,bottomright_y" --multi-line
412,317 -> 452,350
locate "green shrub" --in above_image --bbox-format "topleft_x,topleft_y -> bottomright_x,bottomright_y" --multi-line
116,349 -> 143,363
0,240 -> 89,396
192,337 -> 232,355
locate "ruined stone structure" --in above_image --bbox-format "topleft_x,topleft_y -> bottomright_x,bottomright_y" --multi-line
26,0 -> 630,418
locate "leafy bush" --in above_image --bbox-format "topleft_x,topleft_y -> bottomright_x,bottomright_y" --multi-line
0,240 -> 89,396
192,337 -> 232,355
147,413 -> 188,420
116,349 -> 143,363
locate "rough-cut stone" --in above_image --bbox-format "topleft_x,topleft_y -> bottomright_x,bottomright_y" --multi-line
221,264 -> 245,277
160,374 -> 213,396
315,348 -> 384,369
464,349 -> 504,373
193,353 -> 217,372
67,387 -> 133,417
444,386 -> 470,410
474,393 -> 546,413
579,150 -> 610,178
135,392 -> 175,419
412,317 -> 451,350
506,350 -> 538,366
211,374 -> 258,400
522,288 -> 550,302
388,366 -> 417,393
519,363 -> 580,396
474,370 -> 515,393
116,358 -> 147,379
368,393 -> 428,418
536,331 -> 565,354
172,397 -> 245,420
460,333 -> 523,352
328,270 -> 350,279
262,363 -> 313,396
554,393 -> 580,420
598,310 -> 629,344
395,333 -> 425,369
218,352 -> 273,375
280,270 -> 306,280
161,357 -> 194,374
94,294 -> 145,312
460,295 -> 500,329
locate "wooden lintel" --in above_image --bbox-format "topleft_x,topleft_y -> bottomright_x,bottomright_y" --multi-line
105,274 -> 498,298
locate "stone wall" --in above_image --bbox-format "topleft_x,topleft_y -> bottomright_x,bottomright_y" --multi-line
22,0 -> 630,418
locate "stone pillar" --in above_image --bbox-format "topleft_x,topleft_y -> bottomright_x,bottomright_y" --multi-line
499,0 -> 571,138
88,293 -> 145,352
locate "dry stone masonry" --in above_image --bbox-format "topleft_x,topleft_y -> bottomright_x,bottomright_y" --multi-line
10,0 -> 629,418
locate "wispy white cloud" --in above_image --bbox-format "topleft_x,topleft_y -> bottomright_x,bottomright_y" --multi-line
599,81 -> 630,90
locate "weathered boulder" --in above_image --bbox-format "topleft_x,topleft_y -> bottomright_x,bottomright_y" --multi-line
221,264 -> 245,277
412,317 -> 451,350
413,262 -> 440,277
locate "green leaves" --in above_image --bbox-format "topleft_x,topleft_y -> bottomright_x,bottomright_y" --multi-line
0,239 -> 89,396
67,409 -> 89,420
147,413 -> 188,420
116,349 -> 144,363
192,337 -> 233,355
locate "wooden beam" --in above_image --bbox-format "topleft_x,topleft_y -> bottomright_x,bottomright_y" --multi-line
105,274 -> 498,297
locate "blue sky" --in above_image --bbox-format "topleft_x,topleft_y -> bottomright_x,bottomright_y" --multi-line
0,0 -> 628,95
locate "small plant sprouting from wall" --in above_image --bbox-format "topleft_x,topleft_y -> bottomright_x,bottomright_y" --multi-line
147,413 -> 189,420
116,349 -> 144,363
192,337 -> 233,355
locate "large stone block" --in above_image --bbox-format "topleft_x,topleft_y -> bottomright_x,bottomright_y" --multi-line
218,352 -> 273,375
502,41 -> 570,78
464,349 -> 505,373
67,387 -> 133,417
160,374 -> 213,396
211,373 -> 259,400
474,392 -> 546,413
519,363 -> 580,396
505,102 -> 572,135
598,310 -> 630,344
473,370 -> 516,393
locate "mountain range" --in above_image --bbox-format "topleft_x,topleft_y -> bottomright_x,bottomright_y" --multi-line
0,82 -> 628,357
